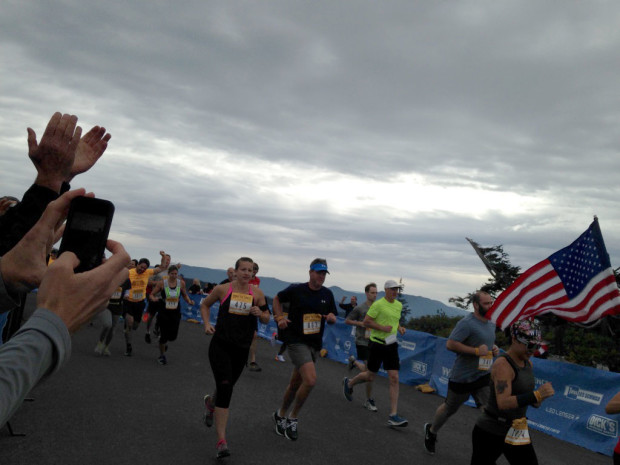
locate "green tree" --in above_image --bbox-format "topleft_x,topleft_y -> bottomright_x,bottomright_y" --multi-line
405,311 -> 463,338
450,240 -> 521,309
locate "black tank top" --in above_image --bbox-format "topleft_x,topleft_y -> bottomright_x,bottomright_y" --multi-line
476,353 -> 535,435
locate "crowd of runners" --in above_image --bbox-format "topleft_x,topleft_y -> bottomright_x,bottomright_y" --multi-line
88,251 -> 620,465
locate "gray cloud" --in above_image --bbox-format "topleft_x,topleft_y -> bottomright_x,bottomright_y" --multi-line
1,0 -> 619,304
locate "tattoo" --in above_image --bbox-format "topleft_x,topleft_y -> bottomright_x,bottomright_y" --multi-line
496,380 -> 508,394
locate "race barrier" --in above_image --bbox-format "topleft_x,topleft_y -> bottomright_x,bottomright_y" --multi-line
179,298 -> 619,457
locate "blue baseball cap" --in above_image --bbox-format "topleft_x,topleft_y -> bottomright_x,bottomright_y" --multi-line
310,258 -> 329,273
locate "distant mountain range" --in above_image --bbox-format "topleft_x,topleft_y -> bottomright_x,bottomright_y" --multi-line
180,264 -> 468,319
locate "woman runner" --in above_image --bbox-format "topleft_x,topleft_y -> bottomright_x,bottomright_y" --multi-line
200,257 -> 270,459
148,265 -> 193,365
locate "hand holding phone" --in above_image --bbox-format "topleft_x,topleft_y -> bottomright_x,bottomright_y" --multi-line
58,197 -> 115,272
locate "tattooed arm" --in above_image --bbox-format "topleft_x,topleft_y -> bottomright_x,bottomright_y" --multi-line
491,357 -> 518,411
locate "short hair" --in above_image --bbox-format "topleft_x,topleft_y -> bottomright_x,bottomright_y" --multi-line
235,257 -> 254,270
365,282 -> 377,293
168,265 -> 178,273
253,262 -> 259,271
138,258 -> 150,267
472,291 -> 487,308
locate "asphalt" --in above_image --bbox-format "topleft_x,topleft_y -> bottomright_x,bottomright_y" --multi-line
1,315 -> 613,465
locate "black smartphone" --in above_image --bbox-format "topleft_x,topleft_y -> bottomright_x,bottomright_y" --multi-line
58,196 -> 115,273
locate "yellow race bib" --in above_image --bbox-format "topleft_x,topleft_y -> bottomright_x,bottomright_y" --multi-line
229,292 -> 253,315
303,314 -> 321,335
505,417 -> 531,445
478,353 -> 493,371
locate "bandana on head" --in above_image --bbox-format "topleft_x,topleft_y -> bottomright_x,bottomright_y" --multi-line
510,319 -> 542,349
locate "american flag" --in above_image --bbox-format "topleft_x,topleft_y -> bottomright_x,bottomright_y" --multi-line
486,219 -> 620,329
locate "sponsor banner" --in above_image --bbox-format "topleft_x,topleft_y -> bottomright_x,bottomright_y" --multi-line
322,317 -> 357,363
398,329 -> 437,385
429,338 -> 456,398
526,356 -> 619,456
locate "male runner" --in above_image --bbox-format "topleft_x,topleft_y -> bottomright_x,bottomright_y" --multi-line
345,282 -> 378,411
423,291 -> 498,455
122,252 -> 165,356
343,280 -> 408,427
272,258 -> 337,441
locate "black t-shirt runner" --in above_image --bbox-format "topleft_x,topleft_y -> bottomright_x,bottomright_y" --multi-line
277,283 -> 337,350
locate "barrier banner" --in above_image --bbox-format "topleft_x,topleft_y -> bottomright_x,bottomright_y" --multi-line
428,337 -> 456,398
397,329 -> 437,386
322,317 -> 357,362
527,357 -> 620,456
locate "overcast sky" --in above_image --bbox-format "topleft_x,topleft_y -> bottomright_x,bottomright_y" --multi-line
2,1 -> 619,306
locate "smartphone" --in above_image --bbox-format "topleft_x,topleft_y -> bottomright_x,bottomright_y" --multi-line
58,197 -> 115,273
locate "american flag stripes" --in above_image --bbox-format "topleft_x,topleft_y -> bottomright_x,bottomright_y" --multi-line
486,219 -> 620,329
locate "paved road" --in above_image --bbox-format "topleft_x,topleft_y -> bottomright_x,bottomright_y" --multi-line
1,317 -> 613,465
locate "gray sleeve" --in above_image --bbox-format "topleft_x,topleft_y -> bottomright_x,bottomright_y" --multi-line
0,308 -> 71,426
0,258 -> 20,313
346,306 -> 361,322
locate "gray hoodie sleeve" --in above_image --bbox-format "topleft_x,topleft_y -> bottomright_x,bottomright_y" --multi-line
0,308 -> 71,426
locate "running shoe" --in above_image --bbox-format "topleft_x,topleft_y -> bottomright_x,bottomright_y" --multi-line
94,341 -> 104,355
275,355 -> 286,362
273,411 -> 286,436
342,377 -> 353,401
388,413 -> 408,427
216,439 -> 230,459
203,395 -> 215,427
347,355 -> 356,370
364,398 -> 378,412
158,355 -> 167,365
124,344 -> 132,357
284,418 -> 298,441
424,423 -> 437,454
248,362 -> 262,372
145,333 -> 151,344
103,346 -> 111,357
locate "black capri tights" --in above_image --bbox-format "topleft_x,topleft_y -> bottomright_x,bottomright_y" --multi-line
208,337 -> 250,409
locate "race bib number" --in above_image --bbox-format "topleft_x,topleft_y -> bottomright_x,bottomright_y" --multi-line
132,291 -> 144,300
166,298 -> 179,309
505,418 -> 531,445
229,292 -> 253,315
478,353 -> 493,371
111,289 -> 122,300
303,314 -> 321,335
385,333 -> 397,345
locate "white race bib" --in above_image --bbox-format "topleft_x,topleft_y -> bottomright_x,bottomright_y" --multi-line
132,291 -> 144,300
385,333 -> 397,345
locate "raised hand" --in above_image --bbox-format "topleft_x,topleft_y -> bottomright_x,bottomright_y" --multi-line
70,125 -> 111,178
28,112 -> 82,193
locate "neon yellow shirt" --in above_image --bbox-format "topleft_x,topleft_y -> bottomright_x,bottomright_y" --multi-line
367,297 -> 402,343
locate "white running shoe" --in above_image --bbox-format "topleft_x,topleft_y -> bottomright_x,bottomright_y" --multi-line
94,341 -> 104,355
